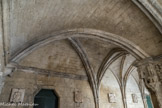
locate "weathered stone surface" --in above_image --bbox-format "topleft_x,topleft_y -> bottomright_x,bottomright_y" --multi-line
1,0 -> 162,57
20,40 -> 86,76
0,72 -> 4,94
79,38 -> 117,76
0,37 -> 150,108
0,0 -> 161,107
0,71 -> 95,108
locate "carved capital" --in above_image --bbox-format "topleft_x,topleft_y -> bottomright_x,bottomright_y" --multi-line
155,63 -> 162,83
136,57 -> 162,92
138,63 -> 159,92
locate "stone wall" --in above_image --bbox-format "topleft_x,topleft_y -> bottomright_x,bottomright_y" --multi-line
99,69 -> 124,108
0,68 -> 146,108
99,69 -> 145,108
0,38 -> 150,108
0,70 -> 95,108
126,75 -> 144,108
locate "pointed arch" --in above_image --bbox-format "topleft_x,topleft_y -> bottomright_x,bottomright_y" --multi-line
10,29 -> 149,63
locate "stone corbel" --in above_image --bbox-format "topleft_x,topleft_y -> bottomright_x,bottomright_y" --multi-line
0,62 -> 18,94
137,62 -> 160,92
135,55 -> 162,92
3,62 -> 18,77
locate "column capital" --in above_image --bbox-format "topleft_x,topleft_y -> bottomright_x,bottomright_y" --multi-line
135,56 -> 162,92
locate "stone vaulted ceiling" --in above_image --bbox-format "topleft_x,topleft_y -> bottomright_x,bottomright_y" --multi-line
1,0 -> 162,56
0,1 -> 162,107
0,0 -> 162,68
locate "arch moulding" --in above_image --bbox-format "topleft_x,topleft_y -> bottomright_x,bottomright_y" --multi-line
10,28 -> 149,63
